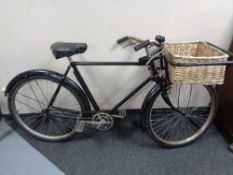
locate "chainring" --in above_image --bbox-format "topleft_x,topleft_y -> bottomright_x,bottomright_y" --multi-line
92,112 -> 114,131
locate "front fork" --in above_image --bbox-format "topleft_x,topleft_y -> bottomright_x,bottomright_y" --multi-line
155,76 -> 185,115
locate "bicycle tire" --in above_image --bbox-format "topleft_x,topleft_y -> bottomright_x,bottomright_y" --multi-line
8,74 -> 86,141
145,83 -> 217,148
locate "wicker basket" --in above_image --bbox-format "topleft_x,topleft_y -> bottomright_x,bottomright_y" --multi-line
164,41 -> 229,85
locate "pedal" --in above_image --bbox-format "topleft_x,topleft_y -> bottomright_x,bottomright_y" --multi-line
121,110 -> 127,117
76,121 -> 85,132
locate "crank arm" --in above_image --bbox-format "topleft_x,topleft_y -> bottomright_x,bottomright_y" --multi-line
111,115 -> 125,119
76,118 -> 112,132
79,118 -> 112,126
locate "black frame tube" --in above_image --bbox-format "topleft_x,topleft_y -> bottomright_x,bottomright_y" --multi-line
111,77 -> 152,112
166,60 -> 233,67
69,61 -> 156,112
207,42 -> 233,58
46,65 -> 71,112
71,63 -> 100,111
73,61 -> 144,66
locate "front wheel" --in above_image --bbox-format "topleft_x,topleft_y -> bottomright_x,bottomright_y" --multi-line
145,83 -> 217,148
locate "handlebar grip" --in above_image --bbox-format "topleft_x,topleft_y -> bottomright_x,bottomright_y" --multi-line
117,36 -> 129,44
134,40 -> 150,51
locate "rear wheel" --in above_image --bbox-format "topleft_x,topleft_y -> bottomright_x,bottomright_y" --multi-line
146,83 -> 217,148
8,75 -> 86,141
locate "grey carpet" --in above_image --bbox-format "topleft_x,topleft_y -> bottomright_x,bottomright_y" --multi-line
6,114 -> 233,175
0,121 -> 65,175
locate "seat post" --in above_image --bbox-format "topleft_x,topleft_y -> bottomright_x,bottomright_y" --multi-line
68,56 -> 74,63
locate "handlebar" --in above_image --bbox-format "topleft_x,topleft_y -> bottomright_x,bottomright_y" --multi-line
117,36 -> 129,44
116,36 -> 144,44
117,35 -> 163,51
117,35 -> 165,65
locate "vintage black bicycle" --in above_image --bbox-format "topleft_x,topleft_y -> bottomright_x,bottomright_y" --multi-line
6,35 -> 232,148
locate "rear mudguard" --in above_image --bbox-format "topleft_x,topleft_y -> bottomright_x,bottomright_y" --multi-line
140,84 -> 162,131
5,69 -> 91,111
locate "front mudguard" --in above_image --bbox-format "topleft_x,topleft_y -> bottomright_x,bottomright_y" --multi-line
5,69 -> 91,111
140,84 -> 162,131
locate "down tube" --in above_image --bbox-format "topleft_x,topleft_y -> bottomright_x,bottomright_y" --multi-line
111,77 -> 152,112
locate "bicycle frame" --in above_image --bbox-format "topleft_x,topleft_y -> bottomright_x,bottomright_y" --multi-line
47,57 -> 164,114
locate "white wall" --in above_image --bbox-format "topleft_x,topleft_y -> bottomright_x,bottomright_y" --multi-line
0,0 -> 232,113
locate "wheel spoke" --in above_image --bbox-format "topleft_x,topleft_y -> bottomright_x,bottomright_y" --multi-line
22,113 -> 42,120
34,80 -> 49,104
28,80 -> 43,110
49,118 -> 60,136
51,116 -> 76,131
17,92 -> 47,106
30,117 -> 45,130
148,84 -> 215,146
10,76 -> 83,140
15,99 -> 41,112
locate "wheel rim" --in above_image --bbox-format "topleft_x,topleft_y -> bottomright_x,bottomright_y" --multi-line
149,83 -> 215,146
10,76 -> 82,140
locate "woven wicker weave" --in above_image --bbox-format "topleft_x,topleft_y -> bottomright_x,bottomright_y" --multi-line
164,41 -> 229,85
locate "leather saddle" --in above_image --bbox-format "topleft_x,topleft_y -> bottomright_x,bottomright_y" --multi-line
51,42 -> 87,59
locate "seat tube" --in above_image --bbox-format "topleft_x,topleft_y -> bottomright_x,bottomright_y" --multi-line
71,63 -> 100,111
46,65 -> 71,111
